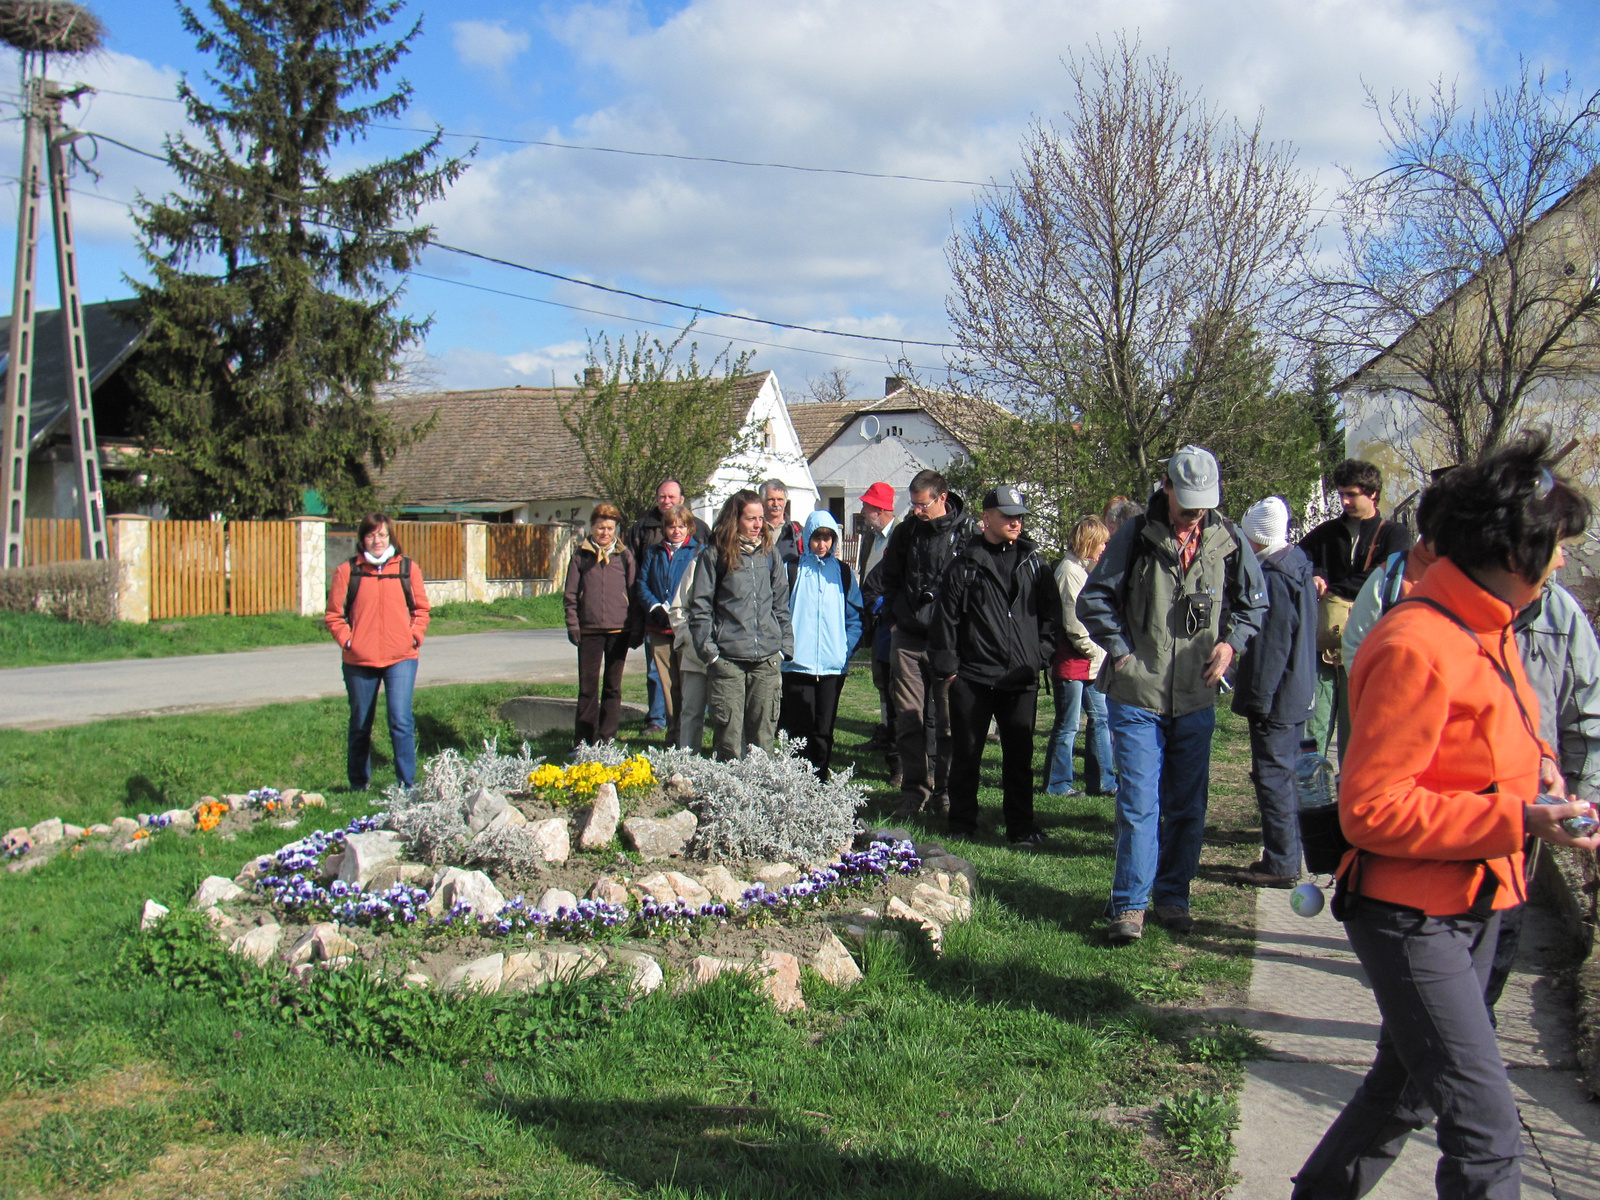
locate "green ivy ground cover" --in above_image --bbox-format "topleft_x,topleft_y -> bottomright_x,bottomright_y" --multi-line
0,673 -> 1263,1198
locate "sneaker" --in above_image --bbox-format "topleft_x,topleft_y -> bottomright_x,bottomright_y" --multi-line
1107,909 -> 1145,943
1007,829 -> 1050,849
1152,904 -> 1195,934
1235,861 -> 1299,889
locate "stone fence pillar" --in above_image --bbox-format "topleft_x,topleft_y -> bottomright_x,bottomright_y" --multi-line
461,520 -> 488,603
291,516 -> 331,617
547,523 -> 575,587
109,514 -> 151,624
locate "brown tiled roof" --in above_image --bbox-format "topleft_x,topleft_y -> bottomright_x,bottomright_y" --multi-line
787,400 -> 860,458
801,386 -> 1009,460
376,373 -> 770,505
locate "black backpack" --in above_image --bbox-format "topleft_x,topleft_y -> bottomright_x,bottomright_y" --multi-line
344,555 -> 416,624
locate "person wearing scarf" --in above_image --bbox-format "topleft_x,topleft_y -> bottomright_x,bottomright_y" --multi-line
324,512 -> 430,790
638,504 -> 699,745
564,503 -> 639,745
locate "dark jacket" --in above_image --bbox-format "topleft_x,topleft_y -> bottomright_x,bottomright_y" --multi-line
771,520 -> 802,566
877,494 -> 981,637
563,542 -> 637,642
1299,511 -> 1412,601
638,537 -> 698,632
1231,544 -> 1317,724
1078,495 -> 1268,717
688,542 -> 794,664
627,507 -> 713,565
929,534 -> 1062,690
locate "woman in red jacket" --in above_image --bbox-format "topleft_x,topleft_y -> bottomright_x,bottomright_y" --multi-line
1293,434 -> 1599,1200
564,503 -> 638,745
324,513 -> 430,791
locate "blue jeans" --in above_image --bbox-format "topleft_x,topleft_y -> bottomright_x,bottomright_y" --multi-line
1044,679 -> 1118,793
343,658 -> 418,789
646,654 -> 666,725
1107,698 -> 1214,914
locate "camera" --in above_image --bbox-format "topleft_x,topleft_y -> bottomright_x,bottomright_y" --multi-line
1179,590 -> 1214,637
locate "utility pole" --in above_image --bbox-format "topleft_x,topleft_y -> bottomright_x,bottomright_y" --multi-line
0,76 -> 107,566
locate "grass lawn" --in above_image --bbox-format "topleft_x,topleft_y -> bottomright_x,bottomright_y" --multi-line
0,670 -> 1265,1199
0,593 -> 566,670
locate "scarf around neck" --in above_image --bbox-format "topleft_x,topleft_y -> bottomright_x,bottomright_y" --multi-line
584,536 -> 615,564
362,545 -> 397,567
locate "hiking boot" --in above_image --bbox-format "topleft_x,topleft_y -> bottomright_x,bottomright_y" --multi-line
1107,909 -> 1145,944
886,772 -> 904,789
1152,905 -> 1195,934
1236,861 -> 1299,889
1007,829 -> 1051,850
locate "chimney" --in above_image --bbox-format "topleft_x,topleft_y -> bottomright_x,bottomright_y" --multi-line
583,366 -> 603,388
884,376 -> 905,396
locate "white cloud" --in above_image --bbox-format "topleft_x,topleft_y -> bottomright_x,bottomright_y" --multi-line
432,340 -> 590,392
451,20 -> 531,74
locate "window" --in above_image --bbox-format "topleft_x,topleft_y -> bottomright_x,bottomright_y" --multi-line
763,419 -> 777,451
885,424 -> 903,437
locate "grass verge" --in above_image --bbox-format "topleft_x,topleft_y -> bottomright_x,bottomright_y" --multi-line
0,672 -> 1265,1198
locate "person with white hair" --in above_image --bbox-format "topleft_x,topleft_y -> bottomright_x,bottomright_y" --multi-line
1230,496 -> 1320,887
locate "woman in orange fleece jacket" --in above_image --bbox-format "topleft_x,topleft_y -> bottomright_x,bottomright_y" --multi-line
1293,434 -> 1599,1200
325,513 -> 430,791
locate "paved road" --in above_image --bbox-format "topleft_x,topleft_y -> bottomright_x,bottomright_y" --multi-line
1227,886 -> 1600,1198
0,629 -> 645,730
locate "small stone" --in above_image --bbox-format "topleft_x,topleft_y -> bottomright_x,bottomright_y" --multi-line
120,839 -> 148,853
4,825 -> 28,846
696,865 -> 750,905
869,826 -> 913,846
339,831 -> 403,887
611,948 -> 663,993
464,787 -> 510,834
664,871 -> 712,909
192,876 -> 246,908
87,824 -> 111,837
662,773 -> 695,801
313,923 -> 358,962
622,810 -> 696,858
222,794 -> 250,806
320,955 -> 354,972
7,856 -> 46,873
398,863 -> 434,888
759,950 -> 805,1012
632,871 -> 676,903
28,817 -> 64,846
159,808 -> 196,831
442,952 -> 506,994
914,842 -> 948,860
229,923 -> 284,965
529,818 -> 571,864
62,823 -> 84,840
911,882 -> 971,924
923,854 -> 977,896
886,896 -> 943,953
363,862 -> 400,891
754,862 -> 800,889
589,875 -> 629,906
401,971 -> 431,990
284,928 -> 318,967
109,816 -> 139,840
812,934 -> 863,988
682,954 -> 741,989
291,962 -> 315,981
537,887 -> 579,915
423,867 -> 506,919
279,789 -> 302,805
483,805 -> 529,833
274,819 -> 300,829
234,857 -> 270,886
139,899 -> 170,929
578,781 -> 622,850
299,793 -> 326,807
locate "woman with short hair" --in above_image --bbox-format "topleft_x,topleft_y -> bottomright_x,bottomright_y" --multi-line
688,489 -> 793,760
1293,432 -> 1600,1199
638,504 -> 699,744
1044,515 -> 1116,795
563,503 -> 638,745
324,513 -> 430,790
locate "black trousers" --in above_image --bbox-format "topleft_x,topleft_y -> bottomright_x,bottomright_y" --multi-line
1247,716 -> 1305,878
947,678 -> 1038,839
575,630 -> 629,745
778,671 -> 845,775
1292,901 -> 1521,1199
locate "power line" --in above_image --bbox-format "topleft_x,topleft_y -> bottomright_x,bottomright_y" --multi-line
88,130 -> 959,349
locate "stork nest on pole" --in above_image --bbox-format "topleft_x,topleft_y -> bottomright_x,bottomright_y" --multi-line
0,0 -> 103,55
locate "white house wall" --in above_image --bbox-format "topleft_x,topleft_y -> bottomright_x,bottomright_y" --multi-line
698,374 -> 819,525
810,410 -> 969,509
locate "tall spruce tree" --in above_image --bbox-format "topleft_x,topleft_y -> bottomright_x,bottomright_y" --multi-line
126,0 -> 467,519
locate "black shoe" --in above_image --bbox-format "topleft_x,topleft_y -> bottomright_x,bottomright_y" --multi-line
947,822 -> 978,840
891,798 -> 921,820
1007,829 -> 1050,849
886,772 -> 904,789
1236,861 -> 1299,889
926,793 -> 950,818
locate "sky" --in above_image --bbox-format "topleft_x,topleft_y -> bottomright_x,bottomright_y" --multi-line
2,0 -> 1598,400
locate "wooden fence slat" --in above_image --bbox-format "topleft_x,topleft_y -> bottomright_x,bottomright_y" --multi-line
228,520 -> 295,615
486,524 -> 553,579
23,518 -> 83,566
394,521 -> 463,581
150,519 -> 227,619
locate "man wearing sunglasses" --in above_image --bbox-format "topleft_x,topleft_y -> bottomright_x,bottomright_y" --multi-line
1299,460 -> 1413,761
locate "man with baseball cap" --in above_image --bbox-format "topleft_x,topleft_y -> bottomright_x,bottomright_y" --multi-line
854,482 -> 901,767
1078,446 -> 1268,942
930,486 -> 1063,846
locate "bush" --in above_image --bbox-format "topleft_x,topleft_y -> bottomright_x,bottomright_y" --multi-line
383,740 -> 544,864
0,560 -> 120,623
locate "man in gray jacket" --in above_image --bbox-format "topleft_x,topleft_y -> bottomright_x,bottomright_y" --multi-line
1078,446 -> 1268,943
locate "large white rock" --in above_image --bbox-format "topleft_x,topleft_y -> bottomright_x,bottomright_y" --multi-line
610,948 -> 664,994
338,831 -> 403,887
483,805 -> 528,833
578,781 -> 621,850
28,817 -> 63,846
912,882 -> 972,924
812,934 -> 864,988
500,947 -> 607,992
61,823 -> 84,840
109,816 -> 139,840
589,875 -> 630,906
441,952 -> 505,994
423,867 -> 506,920
697,865 -> 750,905
621,810 -> 696,858
464,787 -> 509,834
681,952 -> 805,1011
633,872 -> 677,903
229,924 -> 284,965
159,808 -> 196,831
528,818 -> 570,864
536,887 -> 579,916
754,862 -> 799,889
886,896 -> 943,954
664,871 -> 713,910
192,876 -> 246,908
140,899 -> 170,930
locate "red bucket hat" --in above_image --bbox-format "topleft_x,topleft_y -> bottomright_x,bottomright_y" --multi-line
858,481 -> 897,511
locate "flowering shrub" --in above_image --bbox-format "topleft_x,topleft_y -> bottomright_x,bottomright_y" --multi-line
332,882 -> 430,927
528,754 -> 654,804
2,835 -> 29,860
138,813 -> 173,831
196,800 -> 229,832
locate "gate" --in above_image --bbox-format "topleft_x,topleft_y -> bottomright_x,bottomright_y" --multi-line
150,520 -> 227,618
229,521 -> 296,615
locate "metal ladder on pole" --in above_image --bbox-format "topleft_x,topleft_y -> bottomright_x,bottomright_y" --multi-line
0,78 -> 108,567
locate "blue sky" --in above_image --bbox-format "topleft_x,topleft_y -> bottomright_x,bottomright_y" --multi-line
4,0 -> 1598,398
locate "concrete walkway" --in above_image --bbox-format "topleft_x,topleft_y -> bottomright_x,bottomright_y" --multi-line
1229,886 -> 1600,1198
0,629 -> 644,730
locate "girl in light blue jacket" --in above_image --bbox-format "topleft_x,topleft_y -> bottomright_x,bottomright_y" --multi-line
779,509 -> 864,775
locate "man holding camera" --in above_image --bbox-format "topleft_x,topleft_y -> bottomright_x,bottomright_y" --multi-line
1078,446 -> 1268,943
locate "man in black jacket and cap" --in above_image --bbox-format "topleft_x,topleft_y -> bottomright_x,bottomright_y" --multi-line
930,487 -> 1063,847
1232,496 -> 1318,887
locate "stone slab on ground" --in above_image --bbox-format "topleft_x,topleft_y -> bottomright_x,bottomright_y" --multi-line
1228,887 -> 1600,1200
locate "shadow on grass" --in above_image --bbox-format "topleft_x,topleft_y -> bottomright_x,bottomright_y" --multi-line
486,1092 -> 1058,1200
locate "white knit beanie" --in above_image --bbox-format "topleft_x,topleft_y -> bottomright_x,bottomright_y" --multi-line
1242,496 -> 1290,555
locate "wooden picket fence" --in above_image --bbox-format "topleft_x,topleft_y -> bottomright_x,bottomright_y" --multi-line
394,521 -> 464,581
23,518 -> 82,566
229,521 -> 296,615
486,523 -> 555,580
147,520 -> 297,618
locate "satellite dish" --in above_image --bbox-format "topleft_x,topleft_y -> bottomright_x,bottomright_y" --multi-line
860,415 -> 880,439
